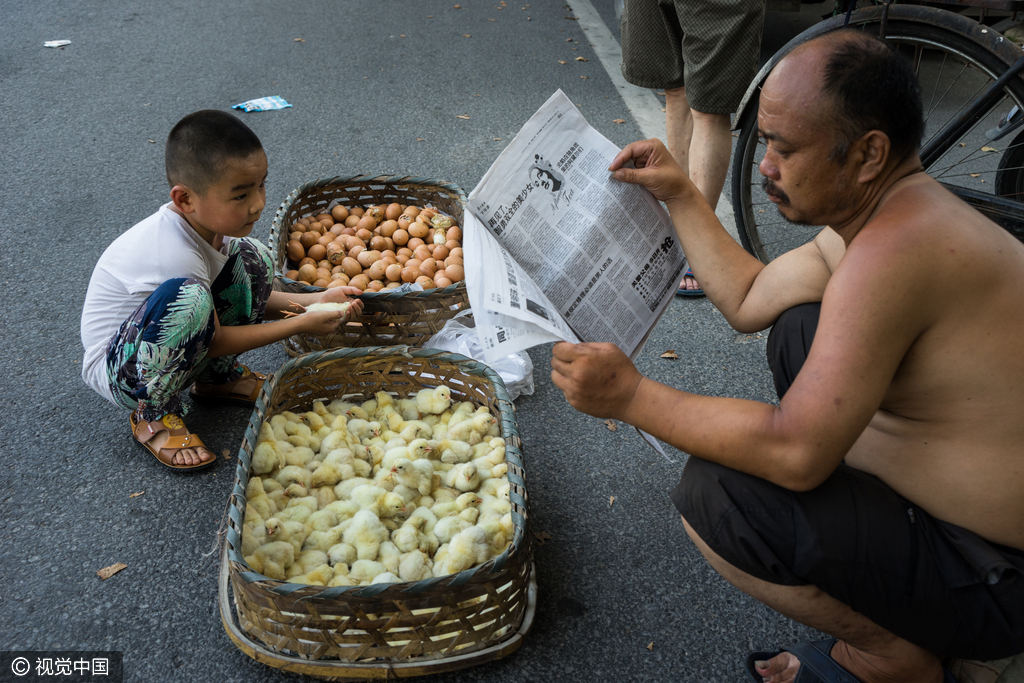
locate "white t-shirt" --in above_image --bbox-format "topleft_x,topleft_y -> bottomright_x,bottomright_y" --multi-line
80,203 -> 232,404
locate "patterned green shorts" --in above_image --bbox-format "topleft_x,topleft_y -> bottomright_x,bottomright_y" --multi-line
621,0 -> 766,114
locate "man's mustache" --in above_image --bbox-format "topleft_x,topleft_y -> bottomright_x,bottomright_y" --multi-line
762,178 -> 790,206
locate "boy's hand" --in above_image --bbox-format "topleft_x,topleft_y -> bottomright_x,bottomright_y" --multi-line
550,342 -> 644,420
300,306 -> 352,336
318,286 -> 365,315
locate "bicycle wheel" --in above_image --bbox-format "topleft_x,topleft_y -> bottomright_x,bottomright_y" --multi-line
732,6 -> 1024,263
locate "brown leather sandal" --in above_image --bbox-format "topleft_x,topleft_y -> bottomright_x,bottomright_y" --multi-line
188,365 -> 267,407
130,410 -> 217,470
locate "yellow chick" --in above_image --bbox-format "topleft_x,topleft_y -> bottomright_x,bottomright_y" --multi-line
333,477 -> 373,500
290,563 -> 335,586
323,499 -> 360,523
328,569 -> 355,587
442,463 -> 481,492
371,571 -> 402,585
431,492 -> 482,519
245,541 -> 295,580
265,517 -> 306,555
302,411 -> 327,433
433,526 -> 490,577
302,526 -> 344,553
398,550 -> 434,582
446,413 -> 496,446
327,542 -> 357,567
381,439 -> 432,472
408,506 -> 439,535
246,477 -> 275,521
252,426 -> 285,474
309,460 -> 352,489
318,431 -> 351,458
397,421 -> 433,442
415,385 -> 452,415
304,508 -> 340,534
392,458 -> 435,496
348,559 -> 386,584
311,485 -> 337,510
436,439 -> 474,465
478,478 -> 510,500
397,398 -> 420,421
241,514 -> 268,557
391,516 -> 428,553
275,465 -> 312,491
288,549 -> 330,576
378,540 -> 402,575
434,515 -> 473,544
343,509 -> 390,560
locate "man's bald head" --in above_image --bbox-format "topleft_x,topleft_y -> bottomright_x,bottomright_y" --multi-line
771,30 -> 924,166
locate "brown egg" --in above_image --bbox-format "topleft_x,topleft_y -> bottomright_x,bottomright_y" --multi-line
419,258 -> 436,276
316,214 -> 334,227
316,233 -> 334,247
445,239 -> 461,251
445,264 -> 464,282
307,244 -> 327,262
345,215 -> 361,228
405,258 -> 422,271
356,249 -> 380,269
401,267 -> 422,283
326,278 -> 348,289
431,245 -> 450,261
416,275 -> 435,289
381,249 -> 397,261
341,227 -> 357,237
289,231 -> 304,242
418,208 -> 436,221
379,220 -> 398,238
299,257 -> 317,268
366,260 -> 388,281
385,263 -> 403,282
332,273 -> 351,287
342,257 -> 362,278
413,244 -> 432,261
285,269 -> 299,280
407,237 -> 425,250
434,275 -> 453,288
392,229 -> 409,246
313,278 -> 330,289
397,247 -> 413,257
331,264 -> 346,275
396,254 -> 410,265
365,280 -> 385,292
326,243 -> 346,265
383,281 -> 403,290
408,222 -> 429,239
446,255 -> 464,268
299,232 -> 319,250
370,235 -> 388,252
297,263 -> 318,283
385,203 -> 402,220
350,207 -> 365,217
318,260 -> 332,270
308,221 -> 324,234
355,228 -> 373,243
384,237 -> 396,252
446,225 -> 462,242
330,224 -> 345,236
292,220 -> 308,232
349,273 -> 370,290
286,240 -> 306,263
357,215 -> 377,233
381,255 -> 397,267
397,215 -> 413,231
449,246 -> 463,259
404,206 -> 422,218
331,205 -> 350,222
349,244 -> 365,260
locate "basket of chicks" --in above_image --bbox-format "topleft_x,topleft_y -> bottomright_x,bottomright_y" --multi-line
219,346 -> 535,680
269,175 -> 472,356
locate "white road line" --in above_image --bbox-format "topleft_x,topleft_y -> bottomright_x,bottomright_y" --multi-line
570,0 -> 739,240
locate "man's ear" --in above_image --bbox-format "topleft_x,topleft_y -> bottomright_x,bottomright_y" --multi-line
170,185 -> 197,214
855,130 -> 890,183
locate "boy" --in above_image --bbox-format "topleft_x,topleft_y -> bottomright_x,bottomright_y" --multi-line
80,110 -> 362,470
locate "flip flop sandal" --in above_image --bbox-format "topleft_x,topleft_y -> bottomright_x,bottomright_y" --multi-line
188,365 -> 267,407
745,638 -> 959,683
130,410 -> 216,471
676,268 -> 705,298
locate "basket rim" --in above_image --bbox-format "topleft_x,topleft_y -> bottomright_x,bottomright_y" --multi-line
225,346 -> 529,597
273,274 -> 467,300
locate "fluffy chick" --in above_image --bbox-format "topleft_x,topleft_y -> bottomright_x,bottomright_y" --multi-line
245,541 -> 294,581
381,439 -> 432,472
275,465 -> 312,491
265,517 -> 306,555
416,385 -> 452,415
433,526 -> 490,577
398,550 -> 434,582
343,509 -> 390,560
392,458 -> 435,497
289,563 -> 335,586
431,492 -> 482,519
446,413 -> 496,445
442,463 -> 481,492
348,559 -> 386,584
436,439 -> 474,465
327,542 -> 358,568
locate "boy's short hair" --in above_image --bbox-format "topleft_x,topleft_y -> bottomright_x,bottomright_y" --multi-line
165,110 -> 263,194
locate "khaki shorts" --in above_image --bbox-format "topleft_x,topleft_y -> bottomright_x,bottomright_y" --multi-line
620,0 -> 766,114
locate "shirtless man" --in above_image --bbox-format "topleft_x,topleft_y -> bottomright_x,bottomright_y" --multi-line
551,30 -> 1024,682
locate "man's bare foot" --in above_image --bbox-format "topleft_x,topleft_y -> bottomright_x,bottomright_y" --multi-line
752,639 -> 944,683
132,413 -> 215,468
679,273 -> 701,292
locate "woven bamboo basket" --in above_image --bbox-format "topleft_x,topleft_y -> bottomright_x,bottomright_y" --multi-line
220,347 -> 535,680
269,175 -> 471,356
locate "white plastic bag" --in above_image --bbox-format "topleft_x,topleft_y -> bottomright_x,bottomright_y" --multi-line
427,311 -> 535,400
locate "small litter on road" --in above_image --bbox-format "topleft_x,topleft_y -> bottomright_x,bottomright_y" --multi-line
97,563 -> 127,580
43,40 -> 71,48
232,96 -> 292,112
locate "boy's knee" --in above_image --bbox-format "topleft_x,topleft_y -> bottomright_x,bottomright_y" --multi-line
149,278 -> 215,324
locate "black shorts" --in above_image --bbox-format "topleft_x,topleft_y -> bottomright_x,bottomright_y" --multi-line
670,304 -> 1024,659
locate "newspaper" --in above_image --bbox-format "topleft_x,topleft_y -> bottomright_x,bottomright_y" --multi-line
465,89 -> 686,364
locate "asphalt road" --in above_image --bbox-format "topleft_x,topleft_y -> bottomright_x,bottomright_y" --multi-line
0,2 -> 831,681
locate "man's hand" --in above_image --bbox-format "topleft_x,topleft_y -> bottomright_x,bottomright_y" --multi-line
550,342 -> 644,420
608,139 -> 697,205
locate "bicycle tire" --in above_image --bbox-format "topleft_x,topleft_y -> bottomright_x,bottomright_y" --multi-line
995,128 -> 1024,201
731,6 -> 1024,263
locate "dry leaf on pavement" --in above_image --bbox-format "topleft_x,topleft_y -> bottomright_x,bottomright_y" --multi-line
609,496 -> 615,507
575,57 -> 587,61
612,119 -> 625,124
534,531 -> 552,546
456,115 -> 470,119
647,642 -> 654,651
97,563 -> 127,580
129,491 -> 144,498
982,146 -> 998,152
660,350 -> 679,360
604,420 -> 617,431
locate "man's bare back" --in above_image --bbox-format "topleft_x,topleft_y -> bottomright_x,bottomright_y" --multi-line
826,173 -> 1024,549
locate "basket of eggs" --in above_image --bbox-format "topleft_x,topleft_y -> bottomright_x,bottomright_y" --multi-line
269,175 -> 471,356
218,345 -> 536,680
